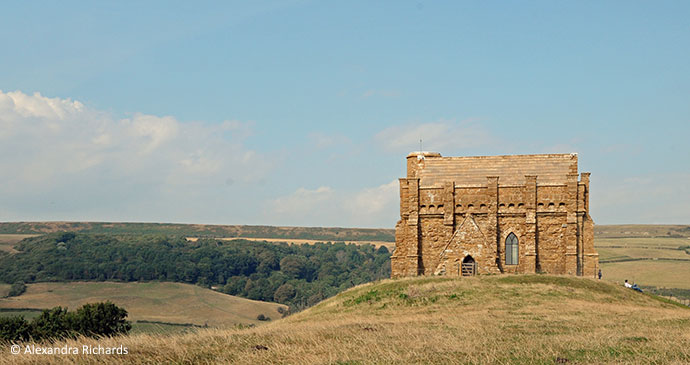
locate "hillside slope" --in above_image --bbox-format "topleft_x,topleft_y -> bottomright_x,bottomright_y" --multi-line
2,275 -> 688,364
0,282 -> 286,327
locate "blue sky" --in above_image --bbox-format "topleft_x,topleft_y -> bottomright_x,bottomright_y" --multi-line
1,1 -> 689,227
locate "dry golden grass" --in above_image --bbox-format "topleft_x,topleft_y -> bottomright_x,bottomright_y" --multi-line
2,275 -> 688,364
0,282 -> 286,327
0,234 -> 38,254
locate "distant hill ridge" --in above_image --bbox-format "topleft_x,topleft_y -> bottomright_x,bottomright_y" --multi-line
0,222 -> 395,242
0,222 -> 689,241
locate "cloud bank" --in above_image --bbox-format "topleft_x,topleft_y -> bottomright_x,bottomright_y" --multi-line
266,180 -> 400,228
0,90 -> 271,222
375,119 -> 492,153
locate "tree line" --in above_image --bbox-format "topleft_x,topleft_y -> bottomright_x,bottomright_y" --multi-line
0,233 -> 391,310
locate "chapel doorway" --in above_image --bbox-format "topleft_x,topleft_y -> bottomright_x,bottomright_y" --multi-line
461,255 -> 476,276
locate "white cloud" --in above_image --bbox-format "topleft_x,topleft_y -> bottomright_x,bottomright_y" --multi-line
592,172 -> 690,224
272,186 -> 334,216
0,90 -> 84,120
375,119 -> 492,153
123,113 -> 179,153
266,180 -> 399,228
0,90 -> 272,222
345,180 -> 399,222
308,132 -> 351,149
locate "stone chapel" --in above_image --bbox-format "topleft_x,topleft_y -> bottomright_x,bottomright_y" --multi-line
391,152 -> 599,278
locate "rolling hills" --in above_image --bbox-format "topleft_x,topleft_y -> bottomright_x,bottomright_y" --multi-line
0,282 -> 286,328
2,222 -> 690,241
2,275 -> 688,364
0,222 -> 395,242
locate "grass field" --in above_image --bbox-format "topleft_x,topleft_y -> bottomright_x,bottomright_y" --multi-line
0,309 -> 42,320
0,282 -> 286,327
2,275 -> 688,364
596,237 -> 690,292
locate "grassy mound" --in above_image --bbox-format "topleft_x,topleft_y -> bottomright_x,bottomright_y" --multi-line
2,275 -> 689,364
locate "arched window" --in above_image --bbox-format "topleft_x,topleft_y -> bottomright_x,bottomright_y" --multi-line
506,233 -> 518,265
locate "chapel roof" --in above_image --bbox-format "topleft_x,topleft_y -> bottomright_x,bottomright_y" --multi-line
409,152 -> 579,187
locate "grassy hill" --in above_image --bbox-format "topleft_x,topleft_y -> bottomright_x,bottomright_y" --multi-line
0,282 -> 286,329
2,275 -> 688,364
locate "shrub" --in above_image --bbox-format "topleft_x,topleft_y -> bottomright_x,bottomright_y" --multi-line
257,314 -> 270,321
31,307 -> 73,340
0,316 -> 31,342
7,282 -> 27,297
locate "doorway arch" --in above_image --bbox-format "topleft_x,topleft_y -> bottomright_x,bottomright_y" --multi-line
461,255 -> 476,276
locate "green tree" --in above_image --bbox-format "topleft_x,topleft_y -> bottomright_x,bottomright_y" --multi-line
7,281 -> 27,297
280,255 -> 306,278
70,301 -> 131,337
224,276 -> 248,296
273,283 -> 296,303
31,307 -> 73,340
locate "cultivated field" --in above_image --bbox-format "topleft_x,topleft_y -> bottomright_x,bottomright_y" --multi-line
596,237 -> 690,291
2,275 -> 688,364
0,282 -> 286,327
595,224 -> 690,238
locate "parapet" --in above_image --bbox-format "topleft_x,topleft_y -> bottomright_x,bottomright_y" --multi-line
406,151 -> 442,159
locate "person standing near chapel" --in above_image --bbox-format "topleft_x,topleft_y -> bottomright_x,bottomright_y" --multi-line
598,269 -> 602,280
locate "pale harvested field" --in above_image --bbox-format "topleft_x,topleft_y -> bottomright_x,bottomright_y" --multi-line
596,237 -> 690,250
0,282 -> 286,327
188,236 -> 396,250
602,261 -> 690,289
595,237 -> 690,289
1,276 -> 688,364
0,234 -> 39,254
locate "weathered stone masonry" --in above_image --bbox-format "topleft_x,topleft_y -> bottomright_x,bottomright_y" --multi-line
391,152 -> 599,278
